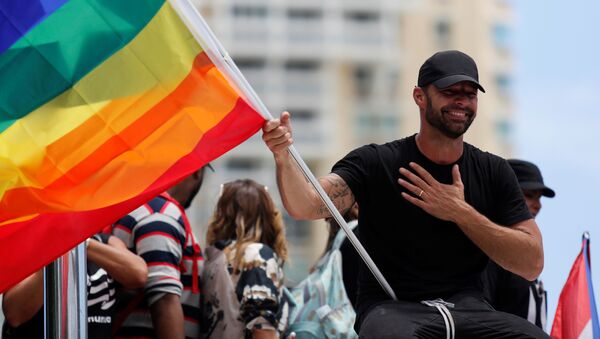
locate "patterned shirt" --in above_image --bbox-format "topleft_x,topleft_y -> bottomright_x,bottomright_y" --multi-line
202,241 -> 290,339
112,193 -> 203,339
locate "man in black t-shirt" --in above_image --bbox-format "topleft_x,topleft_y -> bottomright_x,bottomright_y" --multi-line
482,159 -> 555,330
262,50 -> 550,338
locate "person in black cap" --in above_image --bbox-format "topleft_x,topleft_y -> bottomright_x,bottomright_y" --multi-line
508,159 -> 555,217
483,159 -> 555,330
261,50 -> 549,338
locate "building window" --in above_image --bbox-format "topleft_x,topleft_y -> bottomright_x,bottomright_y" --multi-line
225,158 -> 261,171
231,5 -> 267,18
495,73 -> 512,97
492,23 -> 511,51
288,109 -> 316,121
353,66 -> 374,99
344,11 -> 380,23
495,118 -> 513,142
285,60 -> 320,72
435,20 -> 451,49
287,8 -> 322,20
235,58 -> 266,70
386,70 -> 399,100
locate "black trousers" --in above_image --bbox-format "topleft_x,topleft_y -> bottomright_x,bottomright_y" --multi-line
359,292 -> 550,339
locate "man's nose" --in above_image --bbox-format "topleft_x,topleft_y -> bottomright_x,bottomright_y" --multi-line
454,94 -> 468,107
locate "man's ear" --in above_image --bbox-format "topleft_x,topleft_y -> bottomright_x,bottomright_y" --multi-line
413,86 -> 426,107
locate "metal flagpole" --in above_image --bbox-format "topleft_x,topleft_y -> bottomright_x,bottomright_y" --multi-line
44,243 -> 88,339
44,256 -> 65,338
72,243 -> 88,339
169,0 -> 397,301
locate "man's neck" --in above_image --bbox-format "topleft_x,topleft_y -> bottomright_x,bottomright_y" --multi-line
415,129 -> 464,165
166,188 -> 185,206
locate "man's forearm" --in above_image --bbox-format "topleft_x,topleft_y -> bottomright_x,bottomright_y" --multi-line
150,293 -> 185,339
274,152 -> 321,220
2,270 -> 44,326
87,238 -> 147,288
453,203 -> 544,280
274,153 -> 355,220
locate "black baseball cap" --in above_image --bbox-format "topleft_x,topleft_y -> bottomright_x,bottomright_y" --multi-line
508,159 -> 555,198
418,50 -> 485,92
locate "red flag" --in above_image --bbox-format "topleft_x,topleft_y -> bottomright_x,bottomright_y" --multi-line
551,232 -> 600,338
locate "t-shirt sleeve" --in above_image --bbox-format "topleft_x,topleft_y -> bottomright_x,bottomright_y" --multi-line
132,214 -> 185,305
331,145 -> 376,202
235,244 -> 285,332
493,159 -> 532,226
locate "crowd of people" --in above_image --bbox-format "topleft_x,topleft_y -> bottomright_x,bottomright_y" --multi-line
2,50 -> 555,338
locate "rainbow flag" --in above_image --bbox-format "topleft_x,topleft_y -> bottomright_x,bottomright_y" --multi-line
0,0 -> 265,292
551,233 -> 600,339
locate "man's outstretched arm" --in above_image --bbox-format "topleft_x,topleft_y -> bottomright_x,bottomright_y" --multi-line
262,111 -> 355,220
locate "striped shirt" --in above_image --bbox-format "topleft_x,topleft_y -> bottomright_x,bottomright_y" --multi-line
112,193 -> 203,339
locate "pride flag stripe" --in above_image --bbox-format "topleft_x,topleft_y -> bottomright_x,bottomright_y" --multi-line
0,2 -> 201,192
0,0 -> 164,132
0,0 -> 69,54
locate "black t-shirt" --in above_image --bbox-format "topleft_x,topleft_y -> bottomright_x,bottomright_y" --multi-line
331,135 -> 531,315
2,234 -> 116,339
340,228 -> 361,309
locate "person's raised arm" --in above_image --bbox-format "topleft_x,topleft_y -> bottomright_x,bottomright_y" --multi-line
399,163 -> 543,281
262,111 -> 355,220
87,235 -> 147,289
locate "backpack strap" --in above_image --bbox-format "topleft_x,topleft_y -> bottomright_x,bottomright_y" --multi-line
331,220 -> 358,251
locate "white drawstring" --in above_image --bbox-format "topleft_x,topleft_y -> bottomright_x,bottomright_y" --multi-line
421,299 -> 455,339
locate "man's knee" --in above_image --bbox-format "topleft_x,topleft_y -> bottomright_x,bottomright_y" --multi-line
358,302 -> 441,339
454,309 -> 550,339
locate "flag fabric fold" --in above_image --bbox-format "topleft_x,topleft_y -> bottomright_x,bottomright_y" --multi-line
551,232 -> 600,339
0,0 -> 265,292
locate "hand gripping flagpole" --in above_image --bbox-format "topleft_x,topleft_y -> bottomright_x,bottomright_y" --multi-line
169,0 -> 397,301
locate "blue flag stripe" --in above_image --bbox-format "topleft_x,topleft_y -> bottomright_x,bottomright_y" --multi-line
0,0 -> 69,54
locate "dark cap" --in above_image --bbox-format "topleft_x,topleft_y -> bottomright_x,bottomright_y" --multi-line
508,159 -> 555,198
418,50 -> 485,92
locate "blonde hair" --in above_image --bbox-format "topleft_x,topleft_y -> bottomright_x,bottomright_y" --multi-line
207,179 -> 288,272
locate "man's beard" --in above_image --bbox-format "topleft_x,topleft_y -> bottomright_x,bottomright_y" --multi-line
425,94 -> 475,139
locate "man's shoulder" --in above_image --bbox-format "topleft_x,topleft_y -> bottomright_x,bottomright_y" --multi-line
463,142 -> 508,167
350,135 -> 414,157
120,196 -> 185,231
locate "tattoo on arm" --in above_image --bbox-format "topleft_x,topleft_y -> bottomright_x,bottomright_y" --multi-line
316,175 -> 354,218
